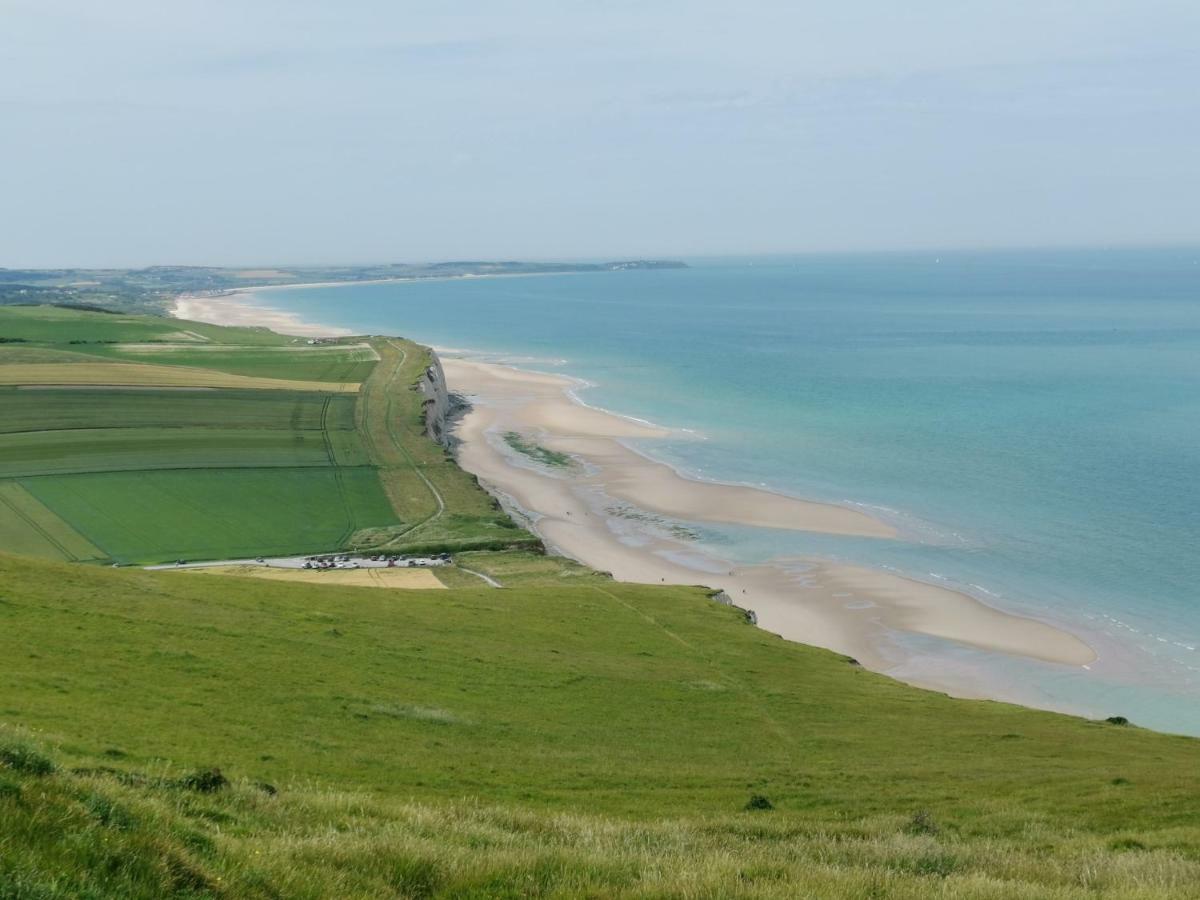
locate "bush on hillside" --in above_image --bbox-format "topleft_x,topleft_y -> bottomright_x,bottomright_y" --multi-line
0,742 -> 56,776
907,810 -> 940,836
177,767 -> 228,793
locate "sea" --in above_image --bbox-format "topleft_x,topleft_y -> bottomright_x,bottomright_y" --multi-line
259,247 -> 1200,734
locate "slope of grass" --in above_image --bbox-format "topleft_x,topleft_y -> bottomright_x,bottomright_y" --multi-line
1,553 -> 1199,897
353,339 -> 537,553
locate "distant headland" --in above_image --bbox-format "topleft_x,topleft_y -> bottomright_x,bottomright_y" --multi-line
0,259 -> 688,315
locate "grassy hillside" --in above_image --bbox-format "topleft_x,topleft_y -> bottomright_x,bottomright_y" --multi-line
0,307 -> 533,564
2,553 -> 1199,898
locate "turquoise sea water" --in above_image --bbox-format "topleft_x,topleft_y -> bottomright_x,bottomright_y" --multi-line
263,248 -> 1200,734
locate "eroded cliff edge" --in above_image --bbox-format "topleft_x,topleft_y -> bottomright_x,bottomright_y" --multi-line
418,351 -> 452,447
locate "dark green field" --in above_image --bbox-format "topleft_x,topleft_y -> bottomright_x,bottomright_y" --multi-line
19,468 -> 397,563
0,428 -> 343,476
3,553 -> 1199,898
0,388 -> 357,433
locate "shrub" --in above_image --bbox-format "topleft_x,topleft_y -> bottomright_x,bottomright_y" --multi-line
1110,837 -> 1147,851
0,742 -> 56,776
744,794 -> 774,811
1105,716 -> 1130,726
83,793 -> 138,830
177,767 -> 228,793
906,810 -> 939,836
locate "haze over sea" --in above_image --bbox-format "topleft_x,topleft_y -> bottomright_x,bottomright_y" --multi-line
263,248 -> 1200,734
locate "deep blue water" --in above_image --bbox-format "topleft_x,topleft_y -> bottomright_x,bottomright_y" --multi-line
264,248 -> 1200,733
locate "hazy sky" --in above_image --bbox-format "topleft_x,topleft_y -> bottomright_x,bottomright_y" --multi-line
3,1 -> 1198,266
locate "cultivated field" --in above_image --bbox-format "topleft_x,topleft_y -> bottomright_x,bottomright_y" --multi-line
0,362 -> 360,392
0,304 -> 292,344
0,306 -> 536,563
84,342 -> 381,383
0,387 -> 357,433
20,468 -> 397,562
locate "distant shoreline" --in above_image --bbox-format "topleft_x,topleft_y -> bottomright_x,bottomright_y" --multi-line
170,287 -> 1103,716
172,269 -> 595,336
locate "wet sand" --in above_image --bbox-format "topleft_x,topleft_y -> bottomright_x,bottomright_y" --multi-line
443,357 -> 1097,678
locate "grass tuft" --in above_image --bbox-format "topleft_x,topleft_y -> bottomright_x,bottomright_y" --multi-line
0,743 -> 56,776
745,794 -> 775,811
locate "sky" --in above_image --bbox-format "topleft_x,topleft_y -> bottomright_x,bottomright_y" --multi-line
2,1 -> 1198,267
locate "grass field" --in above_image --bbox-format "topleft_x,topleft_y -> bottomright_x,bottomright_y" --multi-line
18,468 -> 399,563
0,362 -> 360,392
0,388 -> 357,433
83,342 -> 381,383
0,483 -> 105,562
0,428 -> 344,477
2,553 -> 1199,898
0,305 -> 293,345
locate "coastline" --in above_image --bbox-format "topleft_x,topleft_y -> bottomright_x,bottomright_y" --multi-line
171,290 -> 1098,702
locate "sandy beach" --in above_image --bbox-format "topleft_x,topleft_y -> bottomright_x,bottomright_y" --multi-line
170,291 -> 1097,696
441,358 -> 1097,680
173,293 -> 354,338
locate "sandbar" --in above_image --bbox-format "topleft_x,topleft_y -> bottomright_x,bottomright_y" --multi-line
442,357 -> 1096,680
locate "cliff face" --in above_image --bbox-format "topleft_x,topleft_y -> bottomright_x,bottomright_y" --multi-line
418,351 -> 452,447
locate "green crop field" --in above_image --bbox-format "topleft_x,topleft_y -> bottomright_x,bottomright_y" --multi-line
18,468 -> 398,563
2,554 -> 1199,898
0,428 -> 340,477
0,483 -> 105,562
0,388 -> 357,433
82,343 -> 381,383
0,305 -> 293,345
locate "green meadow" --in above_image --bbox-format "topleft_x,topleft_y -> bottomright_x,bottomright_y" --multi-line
3,553 -> 1199,898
